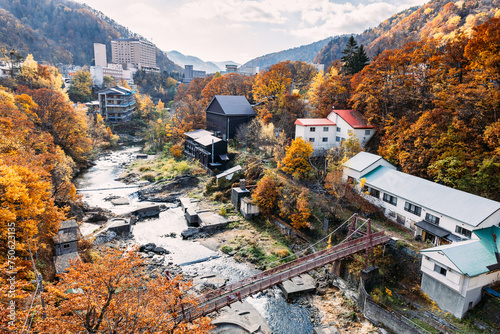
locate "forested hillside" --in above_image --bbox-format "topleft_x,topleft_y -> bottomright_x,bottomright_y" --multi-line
0,0 -> 180,71
242,37 -> 332,70
315,0 -> 500,66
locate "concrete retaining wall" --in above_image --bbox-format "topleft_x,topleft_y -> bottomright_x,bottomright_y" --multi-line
358,285 -> 424,334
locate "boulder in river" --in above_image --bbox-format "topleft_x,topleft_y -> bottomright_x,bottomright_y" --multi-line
140,243 -> 157,252
111,197 -> 130,206
181,227 -> 200,239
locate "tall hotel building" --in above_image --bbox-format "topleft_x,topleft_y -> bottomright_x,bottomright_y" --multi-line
111,38 -> 159,71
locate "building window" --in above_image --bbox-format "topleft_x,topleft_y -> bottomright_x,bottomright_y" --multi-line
369,188 -> 380,198
323,127 -> 329,132
337,127 -> 341,132
364,186 -> 380,199
336,136 -> 340,142
383,193 -> 397,206
310,127 -> 316,132
404,202 -> 421,216
322,137 -> 328,142
434,264 -> 447,276
309,138 -> 315,142
455,226 -> 472,238
365,130 -> 371,135
425,213 -> 440,225
63,244 -> 70,249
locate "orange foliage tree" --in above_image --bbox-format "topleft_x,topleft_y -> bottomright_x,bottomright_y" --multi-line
252,175 -> 280,216
35,248 -> 213,334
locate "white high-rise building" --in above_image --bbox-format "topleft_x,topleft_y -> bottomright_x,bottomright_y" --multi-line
111,38 -> 158,71
93,43 -> 107,68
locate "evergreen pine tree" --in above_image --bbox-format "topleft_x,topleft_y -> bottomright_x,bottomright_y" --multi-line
341,36 -> 358,75
354,44 -> 370,73
341,37 -> 369,75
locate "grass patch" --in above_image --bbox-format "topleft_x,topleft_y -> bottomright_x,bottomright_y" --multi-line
411,319 -> 438,334
220,245 -> 233,254
131,155 -> 205,181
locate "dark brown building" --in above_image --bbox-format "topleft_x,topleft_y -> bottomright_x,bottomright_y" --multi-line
184,129 -> 228,169
205,95 -> 255,140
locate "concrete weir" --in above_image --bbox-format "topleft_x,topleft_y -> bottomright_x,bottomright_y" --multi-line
212,301 -> 272,334
279,274 -> 316,299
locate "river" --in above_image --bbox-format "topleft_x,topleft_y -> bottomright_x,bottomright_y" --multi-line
76,146 -> 315,334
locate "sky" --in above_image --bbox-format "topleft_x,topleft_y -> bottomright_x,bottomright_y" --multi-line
76,0 -> 429,64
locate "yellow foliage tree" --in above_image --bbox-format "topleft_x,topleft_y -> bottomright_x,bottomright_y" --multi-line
279,137 -> 313,179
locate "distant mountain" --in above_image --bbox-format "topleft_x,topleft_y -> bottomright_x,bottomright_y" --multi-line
211,60 -> 240,71
167,51 -> 240,73
167,51 -> 220,73
0,0 -> 181,72
315,0 -> 500,66
241,37 -> 333,70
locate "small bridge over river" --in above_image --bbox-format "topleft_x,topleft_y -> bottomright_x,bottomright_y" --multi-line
178,215 -> 391,322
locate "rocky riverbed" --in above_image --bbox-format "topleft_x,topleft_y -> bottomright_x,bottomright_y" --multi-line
75,147 -> 380,333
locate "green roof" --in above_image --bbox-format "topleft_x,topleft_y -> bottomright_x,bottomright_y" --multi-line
421,226 -> 500,277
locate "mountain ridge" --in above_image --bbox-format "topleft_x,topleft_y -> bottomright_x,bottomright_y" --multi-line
166,50 -> 240,73
241,37 -> 333,70
0,0 -> 181,72
315,0 -> 500,66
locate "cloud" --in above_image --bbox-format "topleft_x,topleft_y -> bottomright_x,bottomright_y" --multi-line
76,0 -> 428,63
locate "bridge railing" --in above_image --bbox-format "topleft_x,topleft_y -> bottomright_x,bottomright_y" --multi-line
197,232 -> 388,305
183,233 -> 390,321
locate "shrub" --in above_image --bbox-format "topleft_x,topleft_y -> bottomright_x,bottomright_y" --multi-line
220,245 -> 233,254
142,172 -> 156,182
273,249 -> 291,258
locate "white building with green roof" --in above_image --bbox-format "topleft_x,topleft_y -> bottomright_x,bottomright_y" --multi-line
420,226 -> 500,318
343,152 -> 500,246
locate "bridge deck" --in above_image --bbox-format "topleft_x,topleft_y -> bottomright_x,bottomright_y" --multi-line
181,232 -> 390,321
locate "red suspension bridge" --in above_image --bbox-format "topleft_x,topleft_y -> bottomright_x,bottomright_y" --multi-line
178,214 -> 391,322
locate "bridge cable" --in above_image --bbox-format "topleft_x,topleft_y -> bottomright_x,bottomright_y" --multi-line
265,213 -> 356,267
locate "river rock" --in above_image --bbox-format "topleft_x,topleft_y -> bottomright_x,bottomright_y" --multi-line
137,175 -> 199,202
181,227 -> 200,239
140,243 -> 157,252
152,246 -> 169,255
111,197 -> 130,205
85,212 -> 108,223
94,230 -> 117,245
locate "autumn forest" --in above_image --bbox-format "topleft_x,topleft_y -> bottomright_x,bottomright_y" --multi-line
0,0 -> 500,332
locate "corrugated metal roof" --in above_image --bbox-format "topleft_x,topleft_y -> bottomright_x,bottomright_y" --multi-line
343,152 -> 386,172
208,95 -> 255,115
98,85 -> 133,95
363,166 -> 500,226
185,129 -> 214,139
332,110 -> 375,129
60,219 -> 79,230
421,226 -> 500,277
295,118 -> 336,126
196,135 -> 222,146
216,165 -> 242,179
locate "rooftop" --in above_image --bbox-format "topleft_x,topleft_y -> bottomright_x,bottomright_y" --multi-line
363,165 -> 500,227
206,95 -> 255,116
98,85 -> 134,96
421,226 -> 500,277
331,110 -> 375,129
185,129 -> 214,140
59,219 -> 79,230
343,151 -> 391,173
294,118 -> 336,126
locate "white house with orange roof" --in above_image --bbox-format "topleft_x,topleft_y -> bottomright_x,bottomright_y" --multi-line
295,109 -> 375,154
